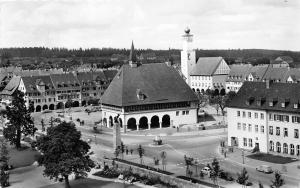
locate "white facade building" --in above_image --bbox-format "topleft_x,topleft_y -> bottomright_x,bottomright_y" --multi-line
227,81 -> 300,157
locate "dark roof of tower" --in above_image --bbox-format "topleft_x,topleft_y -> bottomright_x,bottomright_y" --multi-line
129,41 -> 137,62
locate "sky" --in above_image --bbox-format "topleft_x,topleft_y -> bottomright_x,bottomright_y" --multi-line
0,0 -> 299,51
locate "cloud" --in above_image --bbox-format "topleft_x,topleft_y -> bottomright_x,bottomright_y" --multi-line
0,0 -> 299,50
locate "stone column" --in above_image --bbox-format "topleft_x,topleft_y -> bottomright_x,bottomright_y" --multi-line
159,122 -> 162,129
148,121 -> 151,130
123,124 -> 126,133
137,124 -> 140,131
113,118 -> 121,150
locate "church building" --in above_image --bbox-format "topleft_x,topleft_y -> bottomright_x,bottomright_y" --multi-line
101,42 -> 199,132
181,28 -> 230,93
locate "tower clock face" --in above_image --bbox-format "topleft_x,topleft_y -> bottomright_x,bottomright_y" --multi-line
187,53 -> 191,60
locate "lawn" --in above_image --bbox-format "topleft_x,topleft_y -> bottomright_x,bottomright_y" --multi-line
247,153 -> 298,164
8,144 -> 40,168
41,178 -> 140,188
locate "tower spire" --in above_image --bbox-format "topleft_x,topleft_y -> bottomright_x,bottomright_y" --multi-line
129,40 -> 138,67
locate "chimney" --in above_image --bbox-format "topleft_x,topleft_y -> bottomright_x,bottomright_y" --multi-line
266,79 -> 270,89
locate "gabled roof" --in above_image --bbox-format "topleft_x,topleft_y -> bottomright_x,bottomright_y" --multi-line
76,71 -> 107,84
248,65 -> 268,81
190,57 -> 224,76
227,81 -> 300,113
101,63 -> 198,107
283,68 -> 300,82
1,76 -> 21,95
275,56 -> 293,62
262,65 -> 288,82
50,73 -> 80,89
226,64 -> 252,82
21,75 -> 54,92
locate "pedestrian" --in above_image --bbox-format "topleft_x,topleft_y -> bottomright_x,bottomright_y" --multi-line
130,149 -> 133,155
224,151 -> 227,158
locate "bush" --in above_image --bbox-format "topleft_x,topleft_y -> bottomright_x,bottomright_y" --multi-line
94,168 -> 120,179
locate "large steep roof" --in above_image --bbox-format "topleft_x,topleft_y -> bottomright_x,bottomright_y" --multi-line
1,76 -> 21,95
227,81 -> 300,113
226,64 -> 252,82
101,63 -> 198,107
21,75 -> 55,92
190,57 -> 224,76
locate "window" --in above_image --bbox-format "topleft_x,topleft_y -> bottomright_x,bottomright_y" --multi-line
176,111 -> 179,116
290,144 -> 295,155
269,113 -> 273,121
248,124 -> 252,132
297,145 -> 300,156
186,111 -> 189,115
249,139 -> 253,147
248,112 -> 251,118
276,127 -> 280,136
294,103 -> 298,109
276,142 -> 281,153
284,128 -> 288,137
260,113 -> 264,120
292,116 -> 300,123
283,143 -> 288,154
237,123 -> 241,130
242,111 -> 246,118
260,126 -> 264,133
255,113 -> 258,119
255,125 -> 258,132
281,102 -> 285,108
295,129 -> 299,138
182,111 -> 186,115
269,126 -> 273,135
270,141 -> 274,151
243,123 -> 246,131
243,138 -> 247,146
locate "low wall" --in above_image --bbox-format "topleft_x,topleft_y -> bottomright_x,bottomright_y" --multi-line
100,158 -> 211,188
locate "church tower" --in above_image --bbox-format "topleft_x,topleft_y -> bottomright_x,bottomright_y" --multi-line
181,27 -> 196,85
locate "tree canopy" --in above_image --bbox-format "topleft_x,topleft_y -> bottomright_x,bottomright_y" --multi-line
1,90 -> 36,148
36,121 -> 95,188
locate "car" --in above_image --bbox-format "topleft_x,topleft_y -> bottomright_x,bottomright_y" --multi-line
201,167 -> 211,175
256,165 -> 273,174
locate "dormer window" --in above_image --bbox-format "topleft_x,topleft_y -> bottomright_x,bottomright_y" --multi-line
281,102 -> 285,108
136,89 -> 146,101
294,103 -> 298,109
269,101 -> 273,107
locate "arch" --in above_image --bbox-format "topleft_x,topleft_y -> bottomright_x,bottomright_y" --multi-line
276,142 -> 281,153
196,88 -> 200,92
139,116 -> 148,130
109,116 -> 113,128
57,102 -> 64,110
269,141 -> 274,151
82,100 -> 87,106
214,89 -> 219,96
103,118 -> 107,127
49,104 -> 55,110
162,114 -> 170,128
192,88 -> 195,92
150,115 -> 160,129
35,105 -> 41,112
201,89 -> 205,93
220,88 -> 226,96
283,143 -> 288,154
65,101 -> 72,109
42,104 -> 48,111
72,101 -> 79,107
119,118 -> 123,128
127,118 -> 137,130
290,144 -> 295,155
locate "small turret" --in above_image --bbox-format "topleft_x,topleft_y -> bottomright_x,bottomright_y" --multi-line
129,41 -> 138,68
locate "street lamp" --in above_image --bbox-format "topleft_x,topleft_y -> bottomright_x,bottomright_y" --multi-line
242,149 -> 245,164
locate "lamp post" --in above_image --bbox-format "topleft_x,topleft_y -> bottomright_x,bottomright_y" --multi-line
242,149 -> 245,164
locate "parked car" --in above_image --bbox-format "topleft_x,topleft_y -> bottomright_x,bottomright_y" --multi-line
256,165 -> 273,174
200,167 -> 211,175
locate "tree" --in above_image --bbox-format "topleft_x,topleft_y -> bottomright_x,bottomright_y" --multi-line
41,119 -> 45,132
236,168 -> 249,188
137,144 -> 145,164
114,146 -> 120,159
258,181 -> 264,188
210,95 -> 228,116
210,158 -> 221,186
184,155 -> 193,176
196,92 -> 209,108
160,151 -> 167,171
36,121 -> 95,188
1,90 -> 36,148
0,138 -> 9,165
270,171 -> 284,188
